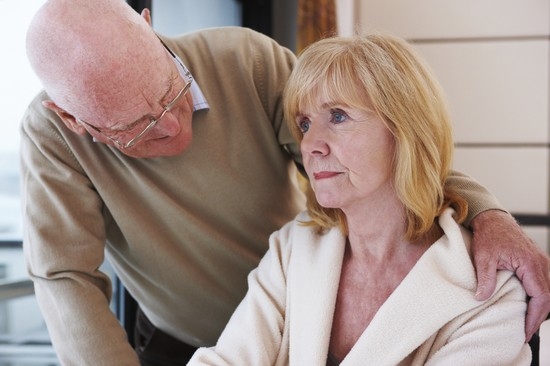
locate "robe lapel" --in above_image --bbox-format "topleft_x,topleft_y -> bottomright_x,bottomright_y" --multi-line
288,227 -> 347,365
343,210 -> 480,365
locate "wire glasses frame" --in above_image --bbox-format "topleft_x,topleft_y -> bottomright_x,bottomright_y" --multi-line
77,41 -> 194,150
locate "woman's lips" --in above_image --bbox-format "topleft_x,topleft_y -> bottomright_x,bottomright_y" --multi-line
313,171 -> 341,180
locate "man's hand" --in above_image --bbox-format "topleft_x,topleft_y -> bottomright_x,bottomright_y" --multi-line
470,209 -> 550,341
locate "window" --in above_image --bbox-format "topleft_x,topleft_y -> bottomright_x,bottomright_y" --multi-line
151,0 -> 241,35
0,2 -> 58,364
0,1 -> 46,242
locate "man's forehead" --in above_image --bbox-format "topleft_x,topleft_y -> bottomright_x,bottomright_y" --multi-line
72,56 -> 176,129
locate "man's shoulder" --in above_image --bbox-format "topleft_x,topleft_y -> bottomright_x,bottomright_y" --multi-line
181,26 -> 272,44
22,90 -> 56,128
168,26 -> 290,59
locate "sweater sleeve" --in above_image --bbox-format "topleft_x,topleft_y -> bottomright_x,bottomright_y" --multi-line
447,170 -> 506,226
20,95 -> 139,365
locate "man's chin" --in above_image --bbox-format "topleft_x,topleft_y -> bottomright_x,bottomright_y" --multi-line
122,136 -> 192,159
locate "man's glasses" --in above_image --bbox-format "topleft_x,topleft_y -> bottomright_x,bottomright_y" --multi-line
78,40 -> 193,149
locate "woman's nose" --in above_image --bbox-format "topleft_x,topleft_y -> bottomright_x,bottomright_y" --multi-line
301,123 -> 329,156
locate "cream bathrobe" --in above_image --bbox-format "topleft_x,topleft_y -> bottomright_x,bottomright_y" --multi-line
189,208 -> 531,365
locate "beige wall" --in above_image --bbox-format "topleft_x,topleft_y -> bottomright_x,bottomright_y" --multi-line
337,0 -> 550,254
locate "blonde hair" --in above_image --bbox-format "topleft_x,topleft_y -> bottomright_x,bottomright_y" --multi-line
284,33 -> 467,240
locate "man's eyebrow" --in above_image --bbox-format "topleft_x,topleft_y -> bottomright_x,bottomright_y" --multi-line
110,72 -> 179,132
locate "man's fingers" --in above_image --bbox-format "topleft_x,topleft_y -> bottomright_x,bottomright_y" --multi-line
525,293 -> 550,341
515,252 -> 550,339
474,259 -> 498,301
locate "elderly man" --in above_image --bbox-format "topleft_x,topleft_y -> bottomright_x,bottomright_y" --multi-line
21,0 -> 550,364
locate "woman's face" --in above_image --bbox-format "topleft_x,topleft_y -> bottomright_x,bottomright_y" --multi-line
297,97 -> 396,214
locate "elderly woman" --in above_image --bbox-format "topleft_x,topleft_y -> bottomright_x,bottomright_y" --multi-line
188,33 -> 531,365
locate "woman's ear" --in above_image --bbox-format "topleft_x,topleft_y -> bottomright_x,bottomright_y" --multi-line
42,100 -> 87,135
141,8 -> 152,26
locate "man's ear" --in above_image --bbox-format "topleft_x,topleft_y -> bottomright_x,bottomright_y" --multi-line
141,8 -> 152,26
42,100 -> 87,135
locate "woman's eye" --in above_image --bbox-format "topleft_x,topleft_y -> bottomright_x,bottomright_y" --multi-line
298,119 -> 310,133
331,110 -> 347,124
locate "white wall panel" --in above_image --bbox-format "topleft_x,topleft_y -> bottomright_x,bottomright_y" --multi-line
523,227 -> 549,255
414,40 -> 549,144
453,147 -> 548,213
541,321 -> 550,364
358,0 -> 549,39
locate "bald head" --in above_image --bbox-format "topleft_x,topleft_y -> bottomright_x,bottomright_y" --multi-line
26,0 -> 168,121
